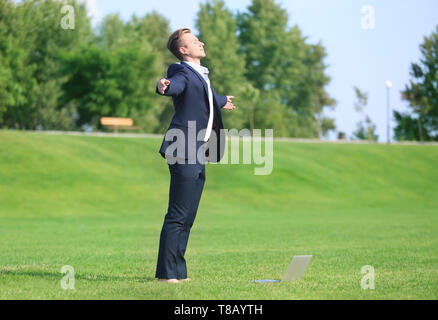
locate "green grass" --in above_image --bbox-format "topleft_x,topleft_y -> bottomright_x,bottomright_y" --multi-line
0,130 -> 437,300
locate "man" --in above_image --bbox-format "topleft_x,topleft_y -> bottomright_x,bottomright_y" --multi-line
155,28 -> 236,283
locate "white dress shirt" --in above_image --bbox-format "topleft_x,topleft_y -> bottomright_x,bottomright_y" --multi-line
182,61 -> 214,142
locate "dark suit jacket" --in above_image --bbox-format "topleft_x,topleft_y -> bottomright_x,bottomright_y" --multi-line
156,62 -> 228,164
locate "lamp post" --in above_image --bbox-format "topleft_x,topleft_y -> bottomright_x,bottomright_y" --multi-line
386,81 -> 392,144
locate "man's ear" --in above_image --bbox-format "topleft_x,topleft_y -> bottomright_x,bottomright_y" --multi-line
179,46 -> 187,57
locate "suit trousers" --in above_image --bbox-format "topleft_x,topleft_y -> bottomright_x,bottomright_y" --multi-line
155,162 -> 206,279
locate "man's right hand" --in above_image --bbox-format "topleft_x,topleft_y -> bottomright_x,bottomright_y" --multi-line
158,78 -> 171,95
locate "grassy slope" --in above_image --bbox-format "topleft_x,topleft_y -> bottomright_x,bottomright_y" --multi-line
0,130 -> 437,300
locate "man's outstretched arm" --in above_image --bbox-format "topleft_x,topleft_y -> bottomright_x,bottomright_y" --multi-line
211,87 -> 236,110
156,64 -> 188,97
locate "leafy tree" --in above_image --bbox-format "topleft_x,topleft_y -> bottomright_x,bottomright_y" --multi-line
97,13 -> 130,49
128,11 -> 174,66
239,83 -> 260,135
0,0 -> 32,128
0,0 -> 92,130
351,86 -> 378,141
128,11 -> 177,132
195,0 -> 248,130
254,89 -> 296,137
353,86 -> 368,115
319,116 -> 336,138
393,110 -> 433,141
399,25 -> 438,141
59,43 -> 160,131
70,10 -> 173,132
237,0 -> 335,138
352,116 -> 378,142
0,0 -> 336,136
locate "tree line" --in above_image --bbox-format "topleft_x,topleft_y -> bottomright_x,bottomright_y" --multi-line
0,0 -> 336,137
1,0 -> 436,141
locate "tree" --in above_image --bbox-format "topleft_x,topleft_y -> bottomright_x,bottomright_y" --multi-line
399,25 -> 438,141
59,43 -> 160,131
319,117 -> 336,138
123,11 -> 176,133
393,110 -> 433,141
352,116 -> 378,142
75,10 -> 172,133
237,0 -> 335,138
0,0 -> 31,128
351,87 -> 378,141
306,42 -> 337,138
0,0 -> 337,136
195,0 -> 248,130
0,0 -> 92,130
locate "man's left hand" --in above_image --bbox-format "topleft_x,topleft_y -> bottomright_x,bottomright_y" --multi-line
223,96 -> 236,110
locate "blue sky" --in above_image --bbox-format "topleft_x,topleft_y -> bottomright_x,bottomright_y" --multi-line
85,0 -> 438,141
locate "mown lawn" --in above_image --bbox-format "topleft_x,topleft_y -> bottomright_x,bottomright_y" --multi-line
0,130 -> 437,299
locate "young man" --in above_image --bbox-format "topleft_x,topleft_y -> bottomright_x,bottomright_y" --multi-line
155,28 -> 236,283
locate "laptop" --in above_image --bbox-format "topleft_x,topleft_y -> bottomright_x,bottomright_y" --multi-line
253,255 -> 312,283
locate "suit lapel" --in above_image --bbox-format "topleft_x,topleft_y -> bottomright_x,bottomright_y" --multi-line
181,63 -> 210,98
181,62 -> 222,114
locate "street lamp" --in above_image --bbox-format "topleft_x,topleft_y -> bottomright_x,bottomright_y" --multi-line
386,81 -> 392,144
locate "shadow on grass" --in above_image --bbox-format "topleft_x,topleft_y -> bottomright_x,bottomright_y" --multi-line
0,270 -> 156,283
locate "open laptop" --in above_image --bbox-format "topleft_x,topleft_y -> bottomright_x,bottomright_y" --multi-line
253,255 -> 312,283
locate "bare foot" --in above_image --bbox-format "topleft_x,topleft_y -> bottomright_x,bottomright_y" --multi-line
181,278 -> 191,282
157,279 -> 180,283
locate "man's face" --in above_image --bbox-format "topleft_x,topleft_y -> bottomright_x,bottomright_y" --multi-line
179,33 -> 206,60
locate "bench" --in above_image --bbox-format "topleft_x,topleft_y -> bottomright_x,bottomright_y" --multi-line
100,117 -> 140,133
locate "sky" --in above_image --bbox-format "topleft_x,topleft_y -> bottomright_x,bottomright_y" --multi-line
84,0 -> 438,141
